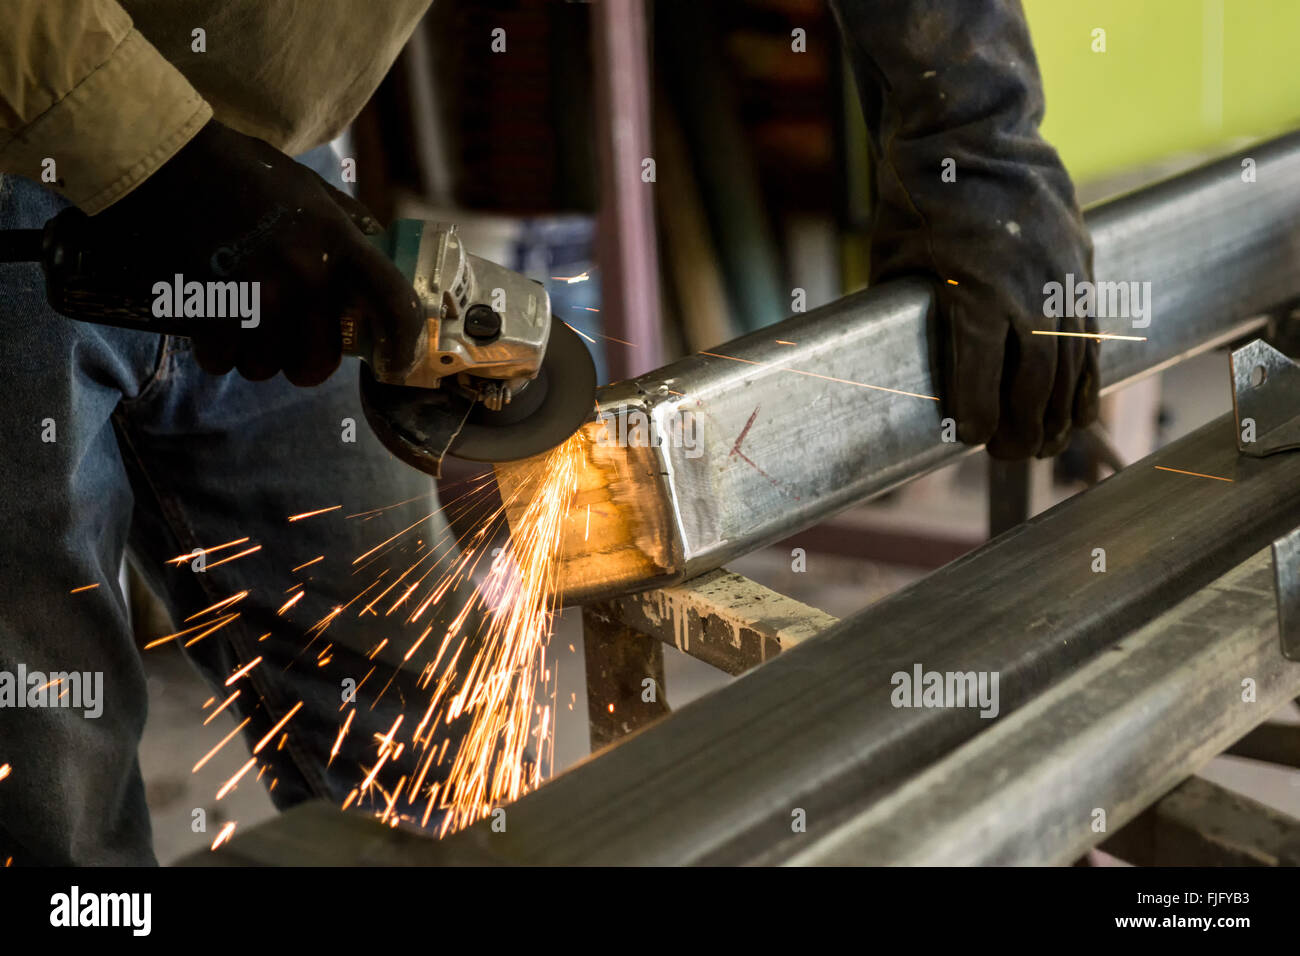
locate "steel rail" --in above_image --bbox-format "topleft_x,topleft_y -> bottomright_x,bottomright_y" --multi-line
783,547 -> 1300,865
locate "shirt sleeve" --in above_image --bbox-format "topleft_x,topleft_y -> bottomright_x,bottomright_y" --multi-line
0,0 -> 212,213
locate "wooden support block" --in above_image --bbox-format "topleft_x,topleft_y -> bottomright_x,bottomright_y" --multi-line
590,568 -> 838,677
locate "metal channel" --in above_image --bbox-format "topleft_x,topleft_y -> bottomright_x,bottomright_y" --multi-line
784,548 -> 1300,865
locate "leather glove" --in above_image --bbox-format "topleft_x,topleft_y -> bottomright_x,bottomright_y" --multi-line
87,119 -> 421,386
830,0 -> 1099,459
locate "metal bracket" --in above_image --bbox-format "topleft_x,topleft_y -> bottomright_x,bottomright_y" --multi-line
1271,525 -> 1300,661
1231,339 -> 1300,456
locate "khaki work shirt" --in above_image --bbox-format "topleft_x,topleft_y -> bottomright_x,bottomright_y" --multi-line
0,1 -> 431,213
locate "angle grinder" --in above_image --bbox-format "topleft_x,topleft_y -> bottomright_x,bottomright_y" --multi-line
0,213 -> 597,477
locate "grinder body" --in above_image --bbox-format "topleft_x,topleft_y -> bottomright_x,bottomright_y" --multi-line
1,212 -> 596,477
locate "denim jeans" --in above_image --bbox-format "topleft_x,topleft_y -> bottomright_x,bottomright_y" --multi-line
0,148 -> 471,864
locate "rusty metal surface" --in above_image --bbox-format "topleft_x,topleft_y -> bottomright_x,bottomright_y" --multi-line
495,432 -> 679,597
585,568 -> 838,677
582,607 -> 670,750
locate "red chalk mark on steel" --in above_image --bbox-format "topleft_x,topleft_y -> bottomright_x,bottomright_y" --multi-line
730,407 -> 760,458
727,406 -> 800,501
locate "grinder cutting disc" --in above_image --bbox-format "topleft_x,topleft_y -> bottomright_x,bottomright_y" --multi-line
359,318 -> 597,477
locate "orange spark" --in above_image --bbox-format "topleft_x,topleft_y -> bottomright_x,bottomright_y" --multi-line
1154,465 -> 1233,483
344,492 -> 430,520
427,435 -> 584,834
184,590 -> 249,622
205,545 -> 262,570
403,627 -> 433,663
142,612 -> 240,651
698,350 -> 939,401
167,537 -> 250,565
563,321 -> 598,345
216,758 -> 257,799
1031,330 -> 1147,342
254,701 -> 304,754
192,718 -> 251,773
138,611 -> 240,651
69,583 -> 99,594
203,690 -> 241,726
184,613 -> 241,649
564,321 -> 634,347
210,821 -> 236,851
277,591 -> 305,615
353,512 -> 436,565
288,505 -> 342,522
224,656 -> 263,686
292,555 -> 324,572
329,710 -> 355,768
375,716 -> 404,758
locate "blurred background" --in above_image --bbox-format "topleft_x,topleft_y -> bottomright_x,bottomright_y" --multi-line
138,0 -> 1300,861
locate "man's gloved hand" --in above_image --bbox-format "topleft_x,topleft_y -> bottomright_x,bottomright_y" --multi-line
88,119 -> 421,386
831,0 -> 1098,459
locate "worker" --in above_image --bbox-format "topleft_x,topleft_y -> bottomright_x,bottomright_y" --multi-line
0,0 -> 1095,865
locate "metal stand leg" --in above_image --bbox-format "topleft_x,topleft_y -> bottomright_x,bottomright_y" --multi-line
582,607 -> 670,752
987,456 -> 1031,538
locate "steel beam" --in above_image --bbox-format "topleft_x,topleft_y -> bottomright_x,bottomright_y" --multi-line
467,415 -> 1300,865
1223,721 -> 1300,769
1102,777 -> 1300,867
784,548 -> 1300,865
509,132 -> 1300,604
207,411 -> 1300,865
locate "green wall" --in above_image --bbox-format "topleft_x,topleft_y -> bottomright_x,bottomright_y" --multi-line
1024,0 -> 1300,183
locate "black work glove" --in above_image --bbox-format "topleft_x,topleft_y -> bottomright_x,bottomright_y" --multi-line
88,119 -> 421,386
830,0 -> 1098,459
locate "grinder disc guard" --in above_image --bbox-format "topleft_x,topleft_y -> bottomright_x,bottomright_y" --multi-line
359,319 -> 597,476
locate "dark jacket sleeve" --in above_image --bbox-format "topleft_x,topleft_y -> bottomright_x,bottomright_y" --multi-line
829,0 -> 1097,459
